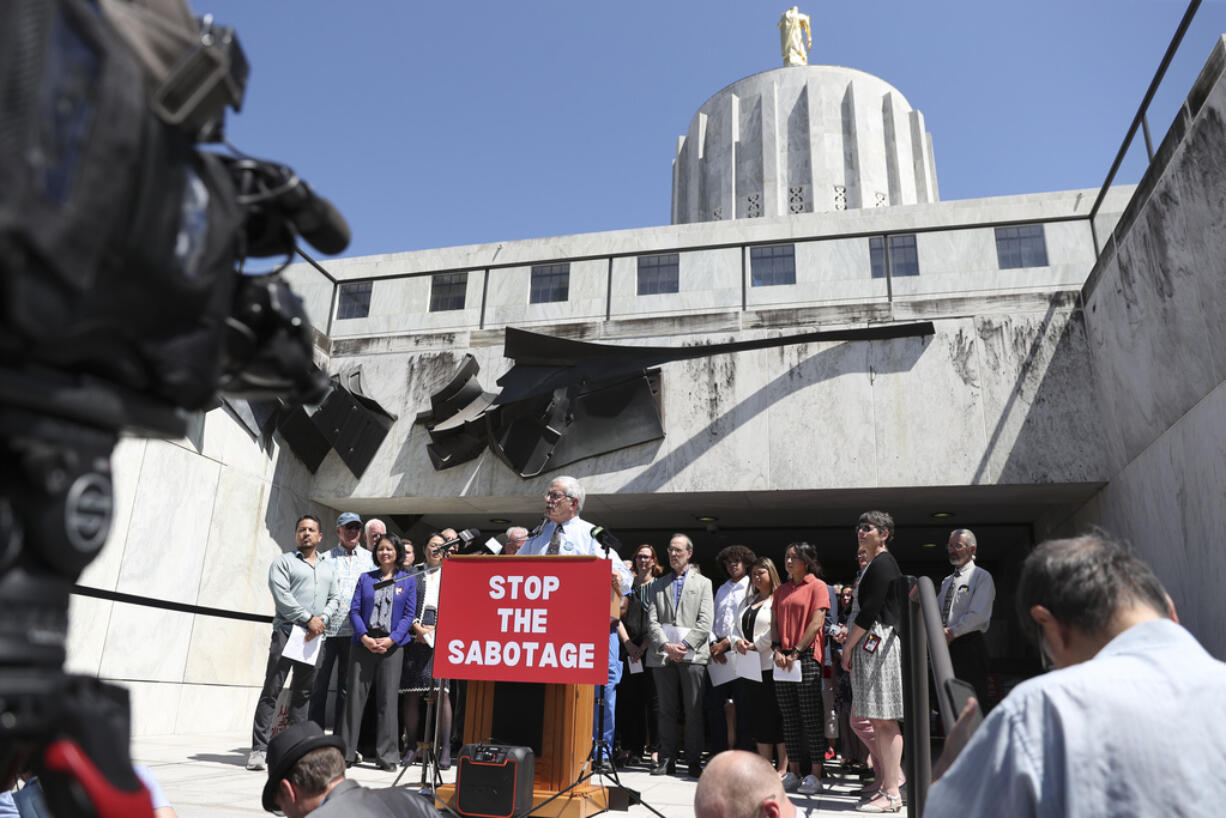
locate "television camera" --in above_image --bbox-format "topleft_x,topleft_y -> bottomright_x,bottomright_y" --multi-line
1,1 -> 346,814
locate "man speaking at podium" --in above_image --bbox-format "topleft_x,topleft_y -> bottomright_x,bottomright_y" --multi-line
520,475 -> 633,769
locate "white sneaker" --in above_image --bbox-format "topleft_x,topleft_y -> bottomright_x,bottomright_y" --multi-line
780,771 -> 801,792
246,750 -> 266,771
798,774 -> 822,795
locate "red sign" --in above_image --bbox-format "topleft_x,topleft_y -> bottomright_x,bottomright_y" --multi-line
434,555 -> 610,684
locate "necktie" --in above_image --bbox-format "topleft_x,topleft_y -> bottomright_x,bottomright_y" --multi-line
941,568 -> 960,625
546,523 -> 562,555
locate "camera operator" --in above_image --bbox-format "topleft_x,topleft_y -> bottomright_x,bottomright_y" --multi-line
1,0 -> 348,811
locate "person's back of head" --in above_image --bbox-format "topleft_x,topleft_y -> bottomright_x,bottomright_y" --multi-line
1015,533 -> 1169,643
695,750 -> 795,818
277,747 -> 345,817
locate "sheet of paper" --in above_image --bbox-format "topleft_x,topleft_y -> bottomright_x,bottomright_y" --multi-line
282,625 -> 321,666
706,652 -> 738,686
735,650 -> 763,682
772,660 -> 802,682
662,625 -> 690,644
662,626 -> 695,660
423,629 -> 435,648
627,656 -> 644,674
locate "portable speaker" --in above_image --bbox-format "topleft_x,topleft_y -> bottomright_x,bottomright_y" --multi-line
455,744 -> 535,818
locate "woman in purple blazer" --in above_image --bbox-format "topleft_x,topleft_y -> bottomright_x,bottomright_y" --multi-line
338,532 -> 417,770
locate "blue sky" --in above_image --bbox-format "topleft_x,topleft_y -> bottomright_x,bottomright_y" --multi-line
198,1 -> 1224,259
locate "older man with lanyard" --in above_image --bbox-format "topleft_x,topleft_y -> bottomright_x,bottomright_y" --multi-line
519,475 -> 632,772
937,528 -> 996,711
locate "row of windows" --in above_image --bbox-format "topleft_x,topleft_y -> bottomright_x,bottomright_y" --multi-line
336,226 -> 1051,318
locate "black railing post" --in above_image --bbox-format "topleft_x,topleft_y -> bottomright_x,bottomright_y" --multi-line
903,576 -> 931,818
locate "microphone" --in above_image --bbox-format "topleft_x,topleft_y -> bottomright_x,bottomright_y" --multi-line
441,528 -> 480,554
527,517 -> 548,538
218,155 -> 351,256
589,525 -> 621,557
275,168 -> 351,255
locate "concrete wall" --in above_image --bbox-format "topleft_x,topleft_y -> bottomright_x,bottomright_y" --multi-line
1041,37 -> 1226,660
311,293 -> 1105,507
65,413 -> 336,736
311,187 -> 1129,339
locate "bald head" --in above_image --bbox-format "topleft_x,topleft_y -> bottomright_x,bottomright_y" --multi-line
695,751 -> 795,818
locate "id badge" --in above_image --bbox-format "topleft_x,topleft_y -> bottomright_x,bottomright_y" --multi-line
862,634 -> 882,654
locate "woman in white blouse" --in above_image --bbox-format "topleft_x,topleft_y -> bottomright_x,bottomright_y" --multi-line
734,557 -> 788,775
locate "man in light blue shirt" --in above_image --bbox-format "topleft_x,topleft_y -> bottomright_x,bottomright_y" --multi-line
308,511 -> 373,731
518,475 -> 632,771
248,514 -> 340,771
927,534 -> 1226,818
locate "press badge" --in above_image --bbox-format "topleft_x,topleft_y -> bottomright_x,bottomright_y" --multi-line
862,634 -> 882,654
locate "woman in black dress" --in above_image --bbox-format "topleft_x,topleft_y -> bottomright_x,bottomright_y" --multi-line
734,556 -> 788,775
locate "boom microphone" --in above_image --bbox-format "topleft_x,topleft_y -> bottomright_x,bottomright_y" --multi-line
278,172 -> 351,255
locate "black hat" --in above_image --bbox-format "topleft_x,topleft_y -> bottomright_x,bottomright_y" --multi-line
262,722 -> 345,812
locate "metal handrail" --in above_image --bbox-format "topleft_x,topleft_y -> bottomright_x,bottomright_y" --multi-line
1087,0 -> 1202,253
902,575 -> 963,818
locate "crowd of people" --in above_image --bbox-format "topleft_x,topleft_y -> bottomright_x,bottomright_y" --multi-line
243,474 -> 961,816
10,467 -> 1218,818
243,472 -> 1226,818
611,510 -> 920,814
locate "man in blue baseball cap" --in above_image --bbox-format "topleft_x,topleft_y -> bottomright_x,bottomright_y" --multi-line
308,511 -> 374,733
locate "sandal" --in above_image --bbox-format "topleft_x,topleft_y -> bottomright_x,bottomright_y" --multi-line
855,792 -> 902,813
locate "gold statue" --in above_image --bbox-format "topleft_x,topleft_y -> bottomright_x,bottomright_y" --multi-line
779,6 -> 812,66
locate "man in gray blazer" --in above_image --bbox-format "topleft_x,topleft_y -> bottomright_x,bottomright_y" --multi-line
647,533 -> 714,778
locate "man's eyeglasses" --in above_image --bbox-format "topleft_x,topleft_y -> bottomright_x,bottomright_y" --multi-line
856,523 -> 878,533
544,491 -> 570,501
343,523 -> 362,531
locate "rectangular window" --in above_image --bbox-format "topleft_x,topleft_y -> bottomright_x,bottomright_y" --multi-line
870,235 -> 920,278
995,225 -> 1049,268
750,244 -> 796,287
429,272 -> 468,312
336,280 -> 372,319
637,253 -> 680,295
530,262 -> 570,304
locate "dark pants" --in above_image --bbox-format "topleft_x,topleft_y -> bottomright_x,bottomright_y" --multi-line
949,631 -> 990,711
616,658 -> 659,757
340,643 -> 403,767
251,626 -> 316,751
308,635 -> 352,730
654,662 -> 705,764
704,674 -> 751,753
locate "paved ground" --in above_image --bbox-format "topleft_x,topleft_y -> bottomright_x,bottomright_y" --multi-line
134,732 -> 907,817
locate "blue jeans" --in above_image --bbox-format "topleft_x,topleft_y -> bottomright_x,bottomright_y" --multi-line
594,628 -> 622,761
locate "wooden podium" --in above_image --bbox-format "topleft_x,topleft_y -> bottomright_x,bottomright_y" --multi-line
432,555 -> 622,817
434,680 -> 608,817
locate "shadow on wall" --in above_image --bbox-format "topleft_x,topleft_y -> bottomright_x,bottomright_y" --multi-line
616,335 -> 930,495
980,298 -> 1110,487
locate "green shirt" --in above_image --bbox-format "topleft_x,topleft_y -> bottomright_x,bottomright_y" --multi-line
268,549 -> 340,629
